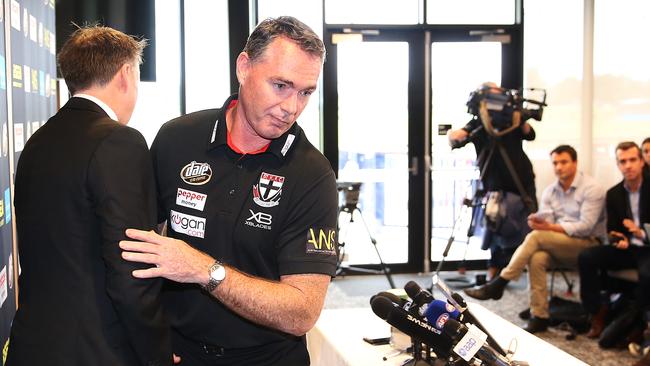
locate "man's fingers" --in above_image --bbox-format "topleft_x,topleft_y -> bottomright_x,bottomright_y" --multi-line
122,251 -> 160,265
132,267 -> 164,279
125,228 -> 163,244
119,240 -> 160,254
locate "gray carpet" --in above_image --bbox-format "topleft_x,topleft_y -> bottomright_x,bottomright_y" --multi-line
323,271 -> 641,366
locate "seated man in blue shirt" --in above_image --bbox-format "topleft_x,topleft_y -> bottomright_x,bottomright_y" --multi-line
465,145 -> 606,333
578,141 -> 649,340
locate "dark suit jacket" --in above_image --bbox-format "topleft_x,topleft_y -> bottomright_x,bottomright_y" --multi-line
7,97 -> 171,366
606,176 -> 650,244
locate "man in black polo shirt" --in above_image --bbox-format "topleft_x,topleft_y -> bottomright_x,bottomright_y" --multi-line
119,17 -> 337,365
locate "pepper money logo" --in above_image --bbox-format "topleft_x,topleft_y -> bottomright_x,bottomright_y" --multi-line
180,161 -> 212,185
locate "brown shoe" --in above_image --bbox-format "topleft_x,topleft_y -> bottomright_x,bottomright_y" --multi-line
586,305 -> 608,339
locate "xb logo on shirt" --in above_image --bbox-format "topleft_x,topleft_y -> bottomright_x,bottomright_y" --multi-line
252,172 -> 284,208
245,210 -> 272,230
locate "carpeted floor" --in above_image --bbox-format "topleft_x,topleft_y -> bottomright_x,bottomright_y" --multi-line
323,271 -> 642,366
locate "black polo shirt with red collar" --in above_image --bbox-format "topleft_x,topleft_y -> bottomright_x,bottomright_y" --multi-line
150,94 -> 338,350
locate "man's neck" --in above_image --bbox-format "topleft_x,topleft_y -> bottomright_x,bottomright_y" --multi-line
559,174 -> 576,192
226,105 -> 271,153
625,176 -> 642,192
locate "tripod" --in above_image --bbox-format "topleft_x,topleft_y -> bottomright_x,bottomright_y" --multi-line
336,184 -> 396,289
433,122 -> 537,289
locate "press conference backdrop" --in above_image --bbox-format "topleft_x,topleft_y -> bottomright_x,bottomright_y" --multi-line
1,0 -> 57,362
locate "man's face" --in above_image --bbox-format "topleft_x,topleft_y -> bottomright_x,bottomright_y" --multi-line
236,37 -> 321,140
551,151 -> 577,182
616,147 -> 644,183
642,142 -> 650,166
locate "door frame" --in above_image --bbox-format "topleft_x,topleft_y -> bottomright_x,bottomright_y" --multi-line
322,23 -> 523,273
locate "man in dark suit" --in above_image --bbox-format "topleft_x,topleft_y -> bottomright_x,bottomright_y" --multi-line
6,26 -> 172,366
578,141 -> 650,340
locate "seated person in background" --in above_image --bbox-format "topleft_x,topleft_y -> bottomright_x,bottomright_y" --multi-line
447,82 -> 537,280
578,141 -> 650,339
464,145 -> 606,333
642,137 -> 650,177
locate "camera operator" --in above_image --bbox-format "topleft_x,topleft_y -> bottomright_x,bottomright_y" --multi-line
447,82 -> 537,280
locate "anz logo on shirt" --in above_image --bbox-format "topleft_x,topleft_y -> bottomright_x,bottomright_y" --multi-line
306,228 -> 337,256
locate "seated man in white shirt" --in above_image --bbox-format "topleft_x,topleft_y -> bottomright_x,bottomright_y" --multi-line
465,145 -> 606,333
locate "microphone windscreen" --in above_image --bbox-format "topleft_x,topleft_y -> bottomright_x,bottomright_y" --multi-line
375,291 -> 406,307
370,295 -> 396,320
404,281 -> 422,300
424,300 -> 461,329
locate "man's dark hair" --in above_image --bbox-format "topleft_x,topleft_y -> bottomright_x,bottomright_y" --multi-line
57,25 -> 147,95
550,145 -> 578,161
615,141 -> 642,159
244,16 -> 325,63
642,137 -> 650,146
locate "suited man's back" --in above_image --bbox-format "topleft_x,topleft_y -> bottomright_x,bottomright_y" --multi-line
8,98 -> 171,366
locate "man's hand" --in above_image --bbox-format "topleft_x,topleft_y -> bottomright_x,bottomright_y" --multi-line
119,229 -> 213,284
623,219 -> 646,239
609,231 -> 629,250
527,214 -> 565,233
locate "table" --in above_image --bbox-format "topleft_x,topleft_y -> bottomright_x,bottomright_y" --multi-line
307,303 -> 588,366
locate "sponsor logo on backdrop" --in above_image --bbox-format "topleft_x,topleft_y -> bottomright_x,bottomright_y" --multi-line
306,228 -> 337,255
176,188 -> 207,211
8,254 -> 13,290
0,266 -> 7,308
180,161 -> 212,185
0,200 -> 4,227
245,209 -> 272,231
252,172 -> 284,208
3,189 -> 10,225
169,209 -> 206,238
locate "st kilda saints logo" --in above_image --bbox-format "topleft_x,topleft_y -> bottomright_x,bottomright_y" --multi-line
252,172 -> 284,207
180,161 -> 212,185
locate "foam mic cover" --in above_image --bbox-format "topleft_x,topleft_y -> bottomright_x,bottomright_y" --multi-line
370,291 -> 407,308
404,281 -> 434,306
370,295 -> 453,357
424,300 -> 461,330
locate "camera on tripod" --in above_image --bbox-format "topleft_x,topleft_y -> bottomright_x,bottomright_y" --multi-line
337,181 -> 362,211
454,85 -> 547,148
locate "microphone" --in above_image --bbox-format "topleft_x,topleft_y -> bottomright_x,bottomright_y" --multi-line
370,291 -> 407,308
432,274 -> 507,356
424,299 -> 461,330
443,318 -> 512,366
370,295 -> 453,358
404,281 -> 434,315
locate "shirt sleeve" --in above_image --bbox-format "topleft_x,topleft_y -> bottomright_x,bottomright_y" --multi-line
88,126 -> 172,366
275,168 -> 339,277
560,182 -> 606,237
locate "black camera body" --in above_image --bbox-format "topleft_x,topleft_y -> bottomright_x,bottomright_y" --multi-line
337,181 -> 362,210
466,86 -> 547,133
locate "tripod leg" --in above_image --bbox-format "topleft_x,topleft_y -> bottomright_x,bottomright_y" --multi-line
355,208 -> 396,289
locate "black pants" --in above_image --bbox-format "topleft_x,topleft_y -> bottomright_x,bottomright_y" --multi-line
578,245 -> 650,314
171,330 -> 310,366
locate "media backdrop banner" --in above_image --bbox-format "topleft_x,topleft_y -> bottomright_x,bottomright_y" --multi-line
1,0 -> 56,362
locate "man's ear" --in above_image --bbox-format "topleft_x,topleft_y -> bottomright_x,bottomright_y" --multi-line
115,63 -> 131,92
235,52 -> 250,85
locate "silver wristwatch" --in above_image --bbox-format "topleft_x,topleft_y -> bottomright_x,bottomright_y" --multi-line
203,261 -> 225,292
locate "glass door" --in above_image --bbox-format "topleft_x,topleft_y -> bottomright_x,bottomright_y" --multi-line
430,41 -> 502,264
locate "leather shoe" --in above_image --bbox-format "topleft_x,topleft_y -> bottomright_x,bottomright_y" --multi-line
518,308 -> 531,320
463,278 -> 507,300
524,316 -> 549,333
586,305 -> 608,339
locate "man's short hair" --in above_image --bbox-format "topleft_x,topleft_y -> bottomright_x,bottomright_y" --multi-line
615,141 -> 642,159
244,16 -> 325,63
550,145 -> 578,161
57,25 -> 147,95
642,137 -> 650,146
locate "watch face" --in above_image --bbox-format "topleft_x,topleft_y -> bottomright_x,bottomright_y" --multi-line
211,264 -> 226,281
